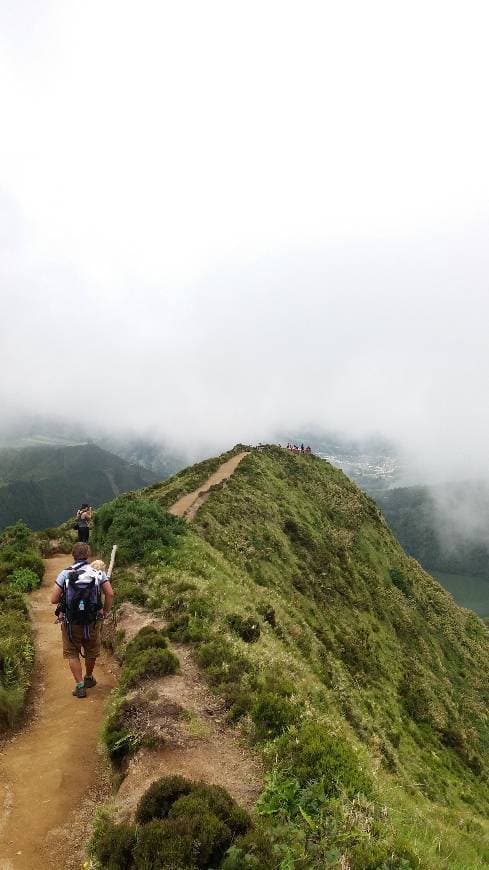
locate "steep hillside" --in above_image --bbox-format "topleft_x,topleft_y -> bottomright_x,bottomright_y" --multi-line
377,482 -> 489,614
0,444 -> 158,531
92,446 -> 489,868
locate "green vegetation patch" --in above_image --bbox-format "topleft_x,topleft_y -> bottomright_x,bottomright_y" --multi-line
0,522 -> 40,729
92,495 -> 187,566
90,776 -> 269,870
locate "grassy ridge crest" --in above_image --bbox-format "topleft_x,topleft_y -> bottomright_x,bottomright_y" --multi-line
97,446 -> 489,867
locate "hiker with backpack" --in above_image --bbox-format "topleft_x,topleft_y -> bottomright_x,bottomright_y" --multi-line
50,542 -> 114,698
75,503 -> 92,543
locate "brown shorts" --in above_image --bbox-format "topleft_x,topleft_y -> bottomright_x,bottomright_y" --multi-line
61,621 -> 102,659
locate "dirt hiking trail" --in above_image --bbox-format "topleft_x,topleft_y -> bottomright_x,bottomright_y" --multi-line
0,554 -> 117,870
169,451 -> 249,520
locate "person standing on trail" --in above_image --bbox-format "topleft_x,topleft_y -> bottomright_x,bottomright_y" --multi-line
75,503 -> 92,543
50,542 -> 114,698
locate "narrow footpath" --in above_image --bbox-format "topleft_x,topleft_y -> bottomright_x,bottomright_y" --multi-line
169,451 -> 250,520
0,554 -> 117,870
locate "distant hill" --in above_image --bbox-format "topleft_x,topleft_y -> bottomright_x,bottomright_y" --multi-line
377,481 -> 489,614
88,446 -> 489,866
377,481 -> 489,578
0,415 -> 187,479
0,443 -> 159,531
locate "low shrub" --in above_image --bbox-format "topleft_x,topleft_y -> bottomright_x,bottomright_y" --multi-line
92,496 -> 187,566
182,783 -> 251,836
0,521 -> 32,550
133,818 -> 196,869
0,550 -> 44,583
167,797 -> 232,865
389,567 -> 413,598
348,837 -> 417,869
120,647 -> 179,690
136,775 -> 193,823
196,639 -> 252,688
0,684 -> 25,729
90,814 -> 137,870
277,721 -> 373,798
0,585 -> 28,614
0,612 -> 34,728
251,692 -> 296,739
103,698 -> 142,766
166,612 -> 209,643
132,777 -> 256,869
7,567 -> 41,593
227,614 -> 261,643
221,829 -> 276,869
124,628 -> 168,662
112,573 -> 147,609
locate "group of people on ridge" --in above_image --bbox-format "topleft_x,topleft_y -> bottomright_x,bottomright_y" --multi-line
286,443 -> 312,454
51,503 -> 113,699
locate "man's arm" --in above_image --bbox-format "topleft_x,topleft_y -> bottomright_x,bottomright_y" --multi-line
101,580 -> 114,616
51,585 -> 63,605
51,571 -> 66,605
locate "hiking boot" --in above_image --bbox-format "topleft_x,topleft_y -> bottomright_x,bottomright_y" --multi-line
72,683 -> 87,698
84,676 -> 97,688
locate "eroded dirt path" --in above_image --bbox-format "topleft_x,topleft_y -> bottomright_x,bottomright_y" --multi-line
169,451 -> 250,520
0,555 -> 117,870
114,607 -> 262,824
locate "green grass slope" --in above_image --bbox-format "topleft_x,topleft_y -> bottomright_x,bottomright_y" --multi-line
94,447 -> 489,868
0,443 -> 158,531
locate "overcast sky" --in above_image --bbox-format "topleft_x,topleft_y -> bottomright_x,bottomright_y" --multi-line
1,1 -> 489,478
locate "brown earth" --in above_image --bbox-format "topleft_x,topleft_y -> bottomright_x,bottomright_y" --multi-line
0,554 -> 117,870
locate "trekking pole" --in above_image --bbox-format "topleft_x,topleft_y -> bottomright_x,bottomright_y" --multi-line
103,545 -> 118,630
107,544 -> 117,579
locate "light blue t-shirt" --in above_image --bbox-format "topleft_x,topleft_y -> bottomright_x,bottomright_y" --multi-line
55,560 -> 109,590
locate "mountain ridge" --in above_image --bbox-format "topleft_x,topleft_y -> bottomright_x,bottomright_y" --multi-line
87,444 -> 489,867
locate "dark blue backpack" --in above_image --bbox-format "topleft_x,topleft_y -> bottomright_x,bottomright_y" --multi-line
62,563 -> 102,629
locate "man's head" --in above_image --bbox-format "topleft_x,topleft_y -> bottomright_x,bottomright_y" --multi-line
72,542 -> 91,562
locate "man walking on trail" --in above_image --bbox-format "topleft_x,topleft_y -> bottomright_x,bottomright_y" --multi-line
51,542 -> 114,698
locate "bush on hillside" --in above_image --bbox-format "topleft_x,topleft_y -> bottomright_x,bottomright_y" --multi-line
0,521 -> 32,550
90,776 -> 262,870
227,613 -> 261,643
348,836 -> 418,869
92,496 -> 187,565
120,646 -> 179,690
90,814 -> 137,870
136,775 -> 193,823
0,584 -> 28,614
112,571 -> 147,608
0,521 -> 40,732
103,697 -> 142,766
389,567 -> 413,598
276,721 -> 373,798
7,567 -> 41,593
0,550 -> 44,583
221,830 -> 276,869
250,692 -> 296,739
0,612 -> 34,728
124,627 -> 168,660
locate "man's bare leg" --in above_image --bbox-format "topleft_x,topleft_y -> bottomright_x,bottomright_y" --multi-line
68,656 -> 83,683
